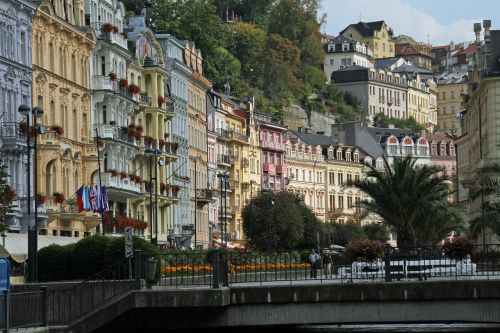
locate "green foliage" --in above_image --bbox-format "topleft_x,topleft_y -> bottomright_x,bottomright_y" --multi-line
372,112 -> 424,132
0,163 -> 13,234
71,235 -> 112,278
242,191 -> 322,250
441,236 -> 475,260
330,221 -> 365,247
38,244 -> 74,281
105,235 -> 159,265
469,163 -> 500,239
347,155 -> 464,248
346,239 -> 384,261
363,223 -> 390,242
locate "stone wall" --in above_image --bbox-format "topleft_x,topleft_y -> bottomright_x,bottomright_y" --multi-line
283,104 -> 337,136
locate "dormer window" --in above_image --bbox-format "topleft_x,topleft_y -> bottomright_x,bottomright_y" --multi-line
353,152 -> 359,163
328,44 -> 334,52
346,151 -> 351,161
337,150 -> 343,160
342,43 -> 349,51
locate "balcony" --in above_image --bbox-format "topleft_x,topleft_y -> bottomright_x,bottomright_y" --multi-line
0,122 -> 26,150
230,131 -> 249,143
195,189 -> 213,207
276,164 -> 287,174
259,140 -> 285,151
216,128 -> 231,141
89,22 -> 128,49
160,142 -> 178,157
139,93 -> 152,106
263,163 -> 276,174
101,172 -> 141,194
217,154 -> 231,165
94,124 -> 136,146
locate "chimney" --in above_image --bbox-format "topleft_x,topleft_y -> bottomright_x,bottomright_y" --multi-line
474,22 -> 482,46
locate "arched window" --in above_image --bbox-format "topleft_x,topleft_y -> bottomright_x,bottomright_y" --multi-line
45,160 -> 57,195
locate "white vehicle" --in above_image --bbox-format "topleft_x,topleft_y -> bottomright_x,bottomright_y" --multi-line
337,258 -> 477,280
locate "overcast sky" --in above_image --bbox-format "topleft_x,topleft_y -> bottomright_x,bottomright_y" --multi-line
320,0 -> 500,45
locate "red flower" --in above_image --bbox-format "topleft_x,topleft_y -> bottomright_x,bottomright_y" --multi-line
157,96 -> 165,106
51,125 -> 64,136
128,84 -> 141,94
109,72 -> 117,81
113,25 -> 119,33
36,193 -> 46,206
52,192 -> 66,204
102,23 -> 114,33
119,79 -> 128,88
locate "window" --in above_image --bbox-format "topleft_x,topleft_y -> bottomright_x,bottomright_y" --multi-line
329,58 -> 334,66
338,196 -> 344,209
347,196 -> 353,208
442,92 -> 446,100
329,194 -> 335,211
347,174 -> 352,183
329,172 -> 335,185
338,173 -> 344,185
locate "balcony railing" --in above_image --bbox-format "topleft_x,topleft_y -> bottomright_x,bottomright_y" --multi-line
101,173 -> 141,193
0,122 -> 26,148
216,128 -> 232,140
260,140 -> 285,151
89,22 -> 128,49
139,93 -> 152,105
231,131 -> 249,143
217,154 -> 231,165
94,124 -> 137,146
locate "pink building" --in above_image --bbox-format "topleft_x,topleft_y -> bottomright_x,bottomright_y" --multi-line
426,132 -> 456,177
254,113 -> 287,191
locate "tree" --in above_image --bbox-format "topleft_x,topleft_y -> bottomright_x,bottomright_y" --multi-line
152,0 -> 228,83
347,155 -> 464,248
0,163 -> 14,235
469,163 -> 500,239
329,221 -> 365,247
243,191 -> 316,250
363,223 -> 390,242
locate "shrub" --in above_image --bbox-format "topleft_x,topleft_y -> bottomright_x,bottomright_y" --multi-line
441,236 -> 475,260
38,244 -> 74,281
71,236 -> 111,278
346,239 -> 383,261
105,236 -> 159,265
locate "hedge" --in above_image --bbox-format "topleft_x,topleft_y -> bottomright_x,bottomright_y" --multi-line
38,244 -> 74,281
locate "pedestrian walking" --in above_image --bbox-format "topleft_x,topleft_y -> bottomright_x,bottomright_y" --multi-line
323,250 -> 333,278
309,249 -> 320,278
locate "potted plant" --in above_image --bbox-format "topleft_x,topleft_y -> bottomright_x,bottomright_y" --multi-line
109,72 -> 117,81
136,125 -> 144,133
53,192 -> 66,204
102,23 -> 114,33
113,25 -> 119,33
143,180 -> 151,190
159,139 -> 165,149
128,84 -> 140,94
51,125 -> 64,136
160,182 -> 167,193
144,136 -> 154,145
134,131 -> 142,140
8,188 -> 16,200
120,171 -> 128,179
119,78 -> 128,88
134,175 -> 142,183
97,139 -> 104,148
172,185 -> 180,193
109,120 -> 117,126
127,126 -> 136,137
157,95 -> 165,107
36,193 -> 46,206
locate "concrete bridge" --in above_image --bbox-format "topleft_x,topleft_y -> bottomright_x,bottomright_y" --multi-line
38,279 -> 500,332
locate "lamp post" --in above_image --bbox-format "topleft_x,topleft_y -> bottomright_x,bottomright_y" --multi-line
18,104 -> 45,283
145,148 -> 161,245
217,172 -> 229,247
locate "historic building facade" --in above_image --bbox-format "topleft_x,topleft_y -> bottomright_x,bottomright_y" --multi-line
31,0 -> 97,237
456,20 -> 500,244
0,0 -> 38,232
185,41 -> 212,248
435,69 -> 469,135
157,33 -> 192,247
339,21 -> 395,59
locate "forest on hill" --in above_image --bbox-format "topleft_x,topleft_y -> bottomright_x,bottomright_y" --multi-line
122,0 -> 366,123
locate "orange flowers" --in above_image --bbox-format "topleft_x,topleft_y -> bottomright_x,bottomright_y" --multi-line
229,263 -> 309,271
162,265 -> 212,273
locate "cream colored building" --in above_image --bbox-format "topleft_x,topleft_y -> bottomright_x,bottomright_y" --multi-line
436,69 -> 469,135
456,20 -> 500,244
185,41 -> 212,248
32,0 -> 97,237
406,74 -> 433,125
339,21 -> 395,59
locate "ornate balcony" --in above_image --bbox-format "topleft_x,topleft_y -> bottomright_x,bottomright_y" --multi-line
195,189 -> 214,207
94,124 -> 137,147
101,173 -> 141,194
259,140 -> 285,151
216,128 -> 231,141
217,154 -> 231,166
0,122 -> 27,150
89,22 -> 128,49
230,131 -> 249,144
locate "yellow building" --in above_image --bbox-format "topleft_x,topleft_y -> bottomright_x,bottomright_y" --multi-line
339,21 -> 395,59
406,75 -> 432,125
32,0 -> 97,236
436,70 -> 469,135
456,20 -> 500,244
126,27 -> 178,245
240,102 -> 261,208
184,41 -> 212,248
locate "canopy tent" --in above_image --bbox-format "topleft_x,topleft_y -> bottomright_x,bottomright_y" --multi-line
0,233 -> 80,263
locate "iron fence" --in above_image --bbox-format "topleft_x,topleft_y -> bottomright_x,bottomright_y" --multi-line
0,289 -> 46,330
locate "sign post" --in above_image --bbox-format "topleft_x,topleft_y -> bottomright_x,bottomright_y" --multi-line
125,227 -> 133,279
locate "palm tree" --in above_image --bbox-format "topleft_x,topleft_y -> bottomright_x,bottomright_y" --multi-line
346,155 -> 464,248
469,163 -> 500,239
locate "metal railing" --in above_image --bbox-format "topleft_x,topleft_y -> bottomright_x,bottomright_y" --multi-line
0,289 -> 46,330
47,258 -> 134,325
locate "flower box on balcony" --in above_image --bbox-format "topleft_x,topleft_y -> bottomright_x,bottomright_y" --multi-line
119,78 -> 128,88
19,122 -> 37,137
136,125 -> 143,133
134,131 -> 142,140
36,193 -> 46,206
143,180 -> 151,190
128,84 -> 140,94
97,139 -> 104,148
107,169 -> 118,177
50,125 -> 64,136
113,25 -> 119,33
127,127 -> 136,137
160,182 -> 167,193
119,171 -> 128,179
102,23 -> 114,33
53,192 -> 66,204
109,72 -> 117,81
144,136 -> 154,146
8,188 -> 16,200
159,139 -> 165,148
109,120 -> 117,125
157,96 -> 165,107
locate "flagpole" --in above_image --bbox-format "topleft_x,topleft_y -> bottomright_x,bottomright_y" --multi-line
95,128 -> 105,235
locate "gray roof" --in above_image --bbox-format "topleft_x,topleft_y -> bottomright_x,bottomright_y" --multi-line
290,130 -> 338,147
340,21 -> 385,37
375,57 -> 402,69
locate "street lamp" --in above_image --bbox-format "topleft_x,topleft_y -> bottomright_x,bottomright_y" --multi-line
217,172 -> 229,247
145,148 -> 161,245
18,104 -> 45,283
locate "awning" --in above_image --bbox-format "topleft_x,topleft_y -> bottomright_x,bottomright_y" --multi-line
0,233 -> 81,263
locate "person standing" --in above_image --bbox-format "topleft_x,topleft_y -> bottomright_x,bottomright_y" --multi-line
309,249 -> 320,278
323,250 -> 333,278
